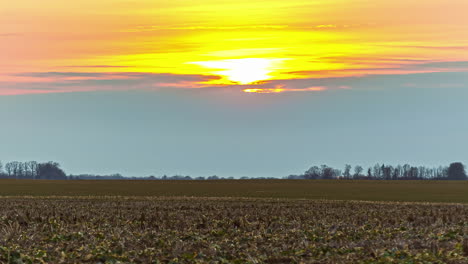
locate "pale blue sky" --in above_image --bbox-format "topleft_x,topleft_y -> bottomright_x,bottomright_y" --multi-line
1,71 -> 467,177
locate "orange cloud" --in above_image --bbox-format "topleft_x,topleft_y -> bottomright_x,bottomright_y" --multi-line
243,85 -> 326,94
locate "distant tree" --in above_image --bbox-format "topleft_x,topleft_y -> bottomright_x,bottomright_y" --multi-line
409,167 -> 419,179
304,166 -> 321,179
373,164 -> 382,179
36,162 -> 67,180
381,164 -> 386,179
334,169 -> 342,178
402,164 -> 411,179
383,165 -> 393,180
440,166 -> 449,179
418,166 -> 427,179
5,162 -> 13,177
354,166 -> 363,178
447,162 -> 467,180
392,167 -> 399,180
343,164 -> 352,179
395,165 -> 403,180
10,161 -> 20,179
320,165 -> 335,179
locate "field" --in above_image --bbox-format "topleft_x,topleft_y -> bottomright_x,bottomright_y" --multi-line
0,180 -> 467,263
0,179 -> 468,203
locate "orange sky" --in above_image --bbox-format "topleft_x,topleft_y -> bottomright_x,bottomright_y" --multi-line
1,0 -> 468,94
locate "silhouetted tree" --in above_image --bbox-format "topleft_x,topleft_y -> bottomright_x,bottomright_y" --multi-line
37,162 -> 67,180
321,165 -> 335,179
5,162 -> 13,177
343,164 -> 352,179
27,161 -> 38,179
447,162 -> 467,180
373,164 -> 382,179
304,166 -> 321,179
353,166 -> 363,179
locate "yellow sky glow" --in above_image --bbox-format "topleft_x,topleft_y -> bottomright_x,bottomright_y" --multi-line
1,0 -> 468,94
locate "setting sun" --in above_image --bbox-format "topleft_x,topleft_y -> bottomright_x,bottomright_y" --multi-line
191,58 -> 286,84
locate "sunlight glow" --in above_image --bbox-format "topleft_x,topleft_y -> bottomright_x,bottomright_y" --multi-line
2,0 -> 468,95
191,58 -> 286,84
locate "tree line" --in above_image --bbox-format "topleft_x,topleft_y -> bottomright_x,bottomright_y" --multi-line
0,161 -> 67,180
287,162 -> 467,180
0,160 -> 466,180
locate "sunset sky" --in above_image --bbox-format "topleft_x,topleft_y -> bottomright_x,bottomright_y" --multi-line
1,0 -> 468,177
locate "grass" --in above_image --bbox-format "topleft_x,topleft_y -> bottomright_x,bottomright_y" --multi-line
0,179 -> 467,203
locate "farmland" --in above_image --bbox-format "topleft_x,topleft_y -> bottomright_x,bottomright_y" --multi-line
0,197 -> 467,263
0,179 -> 467,203
0,180 -> 467,263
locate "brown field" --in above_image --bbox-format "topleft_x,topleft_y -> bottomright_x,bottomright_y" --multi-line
0,179 -> 467,203
0,197 -> 467,263
0,180 -> 467,263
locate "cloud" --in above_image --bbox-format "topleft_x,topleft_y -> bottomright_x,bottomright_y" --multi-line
305,24 -> 370,31
123,25 -> 288,32
411,61 -> 468,69
243,85 -> 326,94
284,60 -> 468,79
122,23 -> 363,33
260,71 -> 468,92
313,56 -> 432,65
375,44 -> 468,51
0,33 -> 20,37
315,25 -> 338,28
0,72 -> 220,96
64,65 -> 130,68
2,61 -> 467,96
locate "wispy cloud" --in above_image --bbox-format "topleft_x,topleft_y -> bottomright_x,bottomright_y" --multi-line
2,60 -> 468,96
123,25 -> 288,33
64,65 -> 130,68
374,44 -> 468,51
261,71 -> 468,92
0,33 -> 20,37
243,85 -> 326,94
122,23 -> 363,33
0,72 -> 220,96
284,60 -> 468,78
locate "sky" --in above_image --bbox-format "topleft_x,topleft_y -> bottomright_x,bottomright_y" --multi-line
1,0 -> 468,177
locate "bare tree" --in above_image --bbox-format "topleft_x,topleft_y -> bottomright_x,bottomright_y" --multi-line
354,166 -> 363,178
343,164 -> 352,179
5,162 -> 13,177
29,161 -> 38,179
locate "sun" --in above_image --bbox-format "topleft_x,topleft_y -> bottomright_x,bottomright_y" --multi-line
191,58 -> 284,84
